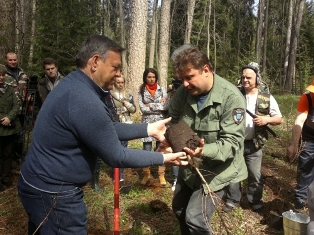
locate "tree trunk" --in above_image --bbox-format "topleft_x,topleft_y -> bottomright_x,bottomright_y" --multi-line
206,0 -> 212,59
118,0 -> 128,78
283,0 -> 293,93
127,0 -> 148,108
149,0 -> 158,68
15,0 -> 20,54
158,0 -> 171,88
256,0 -> 265,65
184,0 -> 195,44
28,0 -> 36,68
262,0 -> 269,80
285,0 -> 305,93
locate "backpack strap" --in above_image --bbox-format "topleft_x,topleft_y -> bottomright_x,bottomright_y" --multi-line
305,91 -> 313,113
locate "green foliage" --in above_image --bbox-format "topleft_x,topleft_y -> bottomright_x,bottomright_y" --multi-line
32,0 -> 100,76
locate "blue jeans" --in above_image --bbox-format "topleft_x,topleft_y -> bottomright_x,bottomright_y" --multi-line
224,140 -> 263,209
143,141 -> 160,151
18,176 -> 87,235
172,174 -> 224,235
296,140 -> 314,203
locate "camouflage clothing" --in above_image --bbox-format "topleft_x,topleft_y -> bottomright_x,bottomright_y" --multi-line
5,65 -> 28,111
239,85 -> 270,149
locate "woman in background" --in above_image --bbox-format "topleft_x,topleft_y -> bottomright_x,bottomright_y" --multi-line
111,75 -> 136,181
138,68 -> 169,186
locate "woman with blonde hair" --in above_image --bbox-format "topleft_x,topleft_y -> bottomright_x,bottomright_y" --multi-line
111,75 -> 136,181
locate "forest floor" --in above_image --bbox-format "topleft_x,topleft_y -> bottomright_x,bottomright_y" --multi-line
0,95 -> 307,234
0,140 -> 308,235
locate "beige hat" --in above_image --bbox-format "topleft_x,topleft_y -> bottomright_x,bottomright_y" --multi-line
306,79 -> 314,93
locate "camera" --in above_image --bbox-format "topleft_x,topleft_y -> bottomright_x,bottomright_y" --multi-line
171,77 -> 182,91
28,75 -> 39,90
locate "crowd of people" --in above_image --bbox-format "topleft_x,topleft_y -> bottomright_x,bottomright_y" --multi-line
0,35 -> 313,234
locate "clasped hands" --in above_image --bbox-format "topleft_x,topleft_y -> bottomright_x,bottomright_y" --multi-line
0,117 -> 11,126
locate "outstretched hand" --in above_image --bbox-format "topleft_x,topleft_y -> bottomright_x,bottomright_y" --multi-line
156,142 -> 188,166
147,117 -> 172,144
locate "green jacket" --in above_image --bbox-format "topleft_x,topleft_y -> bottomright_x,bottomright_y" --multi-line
0,86 -> 22,136
168,74 -> 247,193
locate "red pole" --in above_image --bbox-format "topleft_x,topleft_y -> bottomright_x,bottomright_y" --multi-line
114,168 -> 120,234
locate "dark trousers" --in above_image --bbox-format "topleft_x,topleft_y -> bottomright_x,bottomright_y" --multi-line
224,140 -> 263,209
296,140 -> 314,203
0,134 -> 16,183
18,175 -> 87,235
172,174 -> 224,235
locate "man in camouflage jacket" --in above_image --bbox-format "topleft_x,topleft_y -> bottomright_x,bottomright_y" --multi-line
4,52 -> 28,110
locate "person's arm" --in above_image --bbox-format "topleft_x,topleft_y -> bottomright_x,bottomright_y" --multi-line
287,111 -> 307,160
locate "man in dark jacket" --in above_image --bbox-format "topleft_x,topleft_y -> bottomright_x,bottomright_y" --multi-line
38,57 -> 64,104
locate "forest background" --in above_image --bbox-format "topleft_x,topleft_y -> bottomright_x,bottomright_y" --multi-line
0,0 -> 313,106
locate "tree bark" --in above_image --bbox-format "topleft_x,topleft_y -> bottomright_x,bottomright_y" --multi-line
149,0 -> 158,68
185,0 -> 195,44
158,0 -> 171,88
127,0 -> 148,108
256,0 -> 265,65
118,0 -> 128,78
283,0 -> 293,92
285,0 -> 305,93
28,0 -> 36,68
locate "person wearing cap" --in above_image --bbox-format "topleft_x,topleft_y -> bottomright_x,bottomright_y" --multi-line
0,64 -> 22,192
287,79 -> 314,209
223,62 -> 282,214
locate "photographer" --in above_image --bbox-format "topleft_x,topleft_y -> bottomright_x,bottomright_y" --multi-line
0,64 -> 22,191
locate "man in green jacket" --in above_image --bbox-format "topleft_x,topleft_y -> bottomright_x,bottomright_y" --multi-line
169,44 -> 247,235
0,64 -> 22,191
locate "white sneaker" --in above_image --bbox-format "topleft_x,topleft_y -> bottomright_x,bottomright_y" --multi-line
171,180 -> 177,191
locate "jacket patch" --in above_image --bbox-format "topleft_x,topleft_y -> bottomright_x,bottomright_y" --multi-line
232,108 -> 245,124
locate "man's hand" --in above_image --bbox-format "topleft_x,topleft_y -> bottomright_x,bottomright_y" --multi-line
163,151 -> 188,166
253,116 -> 268,126
147,117 -> 172,143
183,139 -> 205,158
0,117 -> 11,126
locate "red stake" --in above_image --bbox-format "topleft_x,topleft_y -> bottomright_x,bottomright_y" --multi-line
114,168 -> 120,234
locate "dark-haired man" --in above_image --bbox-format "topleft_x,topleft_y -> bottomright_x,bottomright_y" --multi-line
17,35 -> 188,234
38,57 -> 64,103
169,44 -> 247,235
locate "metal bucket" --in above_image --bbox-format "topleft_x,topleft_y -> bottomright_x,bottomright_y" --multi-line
282,210 -> 310,235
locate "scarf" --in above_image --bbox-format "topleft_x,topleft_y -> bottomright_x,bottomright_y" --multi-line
146,83 -> 157,97
0,83 -> 8,94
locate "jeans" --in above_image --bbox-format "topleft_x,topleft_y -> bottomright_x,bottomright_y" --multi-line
295,140 -> 314,203
143,141 -> 160,151
18,176 -> 87,235
172,174 -> 224,235
224,140 -> 263,209
172,166 -> 179,180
